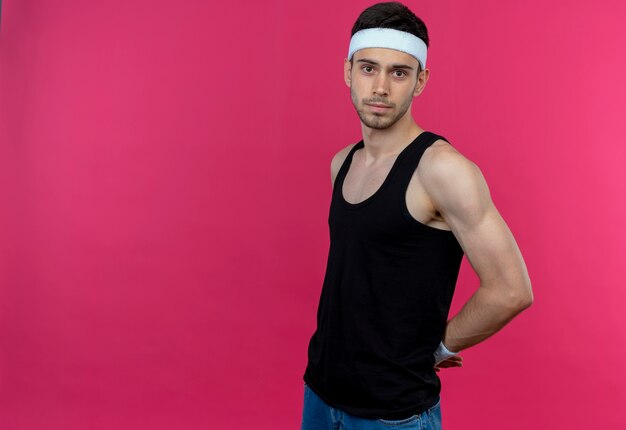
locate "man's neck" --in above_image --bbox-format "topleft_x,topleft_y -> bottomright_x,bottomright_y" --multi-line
360,115 -> 424,161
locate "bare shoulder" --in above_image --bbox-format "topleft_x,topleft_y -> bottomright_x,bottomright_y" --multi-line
330,143 -> 358,188
420,138 -> 479,177
418,139 -> 490,215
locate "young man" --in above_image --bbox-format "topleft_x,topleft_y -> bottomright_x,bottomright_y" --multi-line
301,2 -> 533,430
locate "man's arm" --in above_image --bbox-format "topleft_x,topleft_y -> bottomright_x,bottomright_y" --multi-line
420,143 -> 534,354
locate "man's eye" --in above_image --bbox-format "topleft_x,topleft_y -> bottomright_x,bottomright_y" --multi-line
363,66 -> 374,73
394,70 -> 406,77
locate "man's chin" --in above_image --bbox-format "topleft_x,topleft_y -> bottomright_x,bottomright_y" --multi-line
360,115 -> 395,130
363,122 -> 393,130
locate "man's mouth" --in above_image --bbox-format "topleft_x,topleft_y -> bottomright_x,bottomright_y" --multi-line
365,102 -> 392,112
365,102 -> 392,108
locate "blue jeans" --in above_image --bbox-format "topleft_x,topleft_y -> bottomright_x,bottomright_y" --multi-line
301,382 -> 442,430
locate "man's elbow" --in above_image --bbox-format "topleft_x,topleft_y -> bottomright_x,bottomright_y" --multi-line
510,282 -> 534,311
516,294 -> 533,310
482,278 -> 534,312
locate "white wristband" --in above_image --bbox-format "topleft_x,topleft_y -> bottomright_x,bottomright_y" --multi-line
433,341 -> 458,365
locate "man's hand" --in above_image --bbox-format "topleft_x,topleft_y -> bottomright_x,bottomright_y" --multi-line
434,355 -> 463,372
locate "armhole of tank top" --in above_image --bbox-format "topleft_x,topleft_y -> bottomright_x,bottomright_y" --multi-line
398,133 -> 459,235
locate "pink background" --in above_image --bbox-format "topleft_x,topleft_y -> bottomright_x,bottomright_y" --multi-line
1,0 -> 625,428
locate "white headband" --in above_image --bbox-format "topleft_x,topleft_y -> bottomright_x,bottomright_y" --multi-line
348,28 -> 427,71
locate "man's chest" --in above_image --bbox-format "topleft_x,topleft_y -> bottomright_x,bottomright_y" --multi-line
342,157 -> 451,231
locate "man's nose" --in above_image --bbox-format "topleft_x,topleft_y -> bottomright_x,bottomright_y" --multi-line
373,73 -> 389,96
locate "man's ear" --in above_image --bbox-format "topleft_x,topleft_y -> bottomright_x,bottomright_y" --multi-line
344,58 -> 352,88
413,68 -> 430,96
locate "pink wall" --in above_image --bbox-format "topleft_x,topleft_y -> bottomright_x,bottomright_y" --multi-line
1,0 -> 625,428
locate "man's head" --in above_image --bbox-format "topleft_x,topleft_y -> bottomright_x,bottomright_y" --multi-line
344,2 -> 430,130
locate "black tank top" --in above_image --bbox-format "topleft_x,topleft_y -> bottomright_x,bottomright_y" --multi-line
303,131 -> 464,420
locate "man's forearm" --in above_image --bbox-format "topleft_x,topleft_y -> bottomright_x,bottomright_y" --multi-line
442,285 -> 532,353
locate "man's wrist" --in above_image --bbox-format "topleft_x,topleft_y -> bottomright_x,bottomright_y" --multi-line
434,340 -> 458,365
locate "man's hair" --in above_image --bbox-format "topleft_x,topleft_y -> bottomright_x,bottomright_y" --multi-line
350,1 -> 429,74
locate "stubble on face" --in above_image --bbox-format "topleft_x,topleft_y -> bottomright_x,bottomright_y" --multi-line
350,78 -> 415,130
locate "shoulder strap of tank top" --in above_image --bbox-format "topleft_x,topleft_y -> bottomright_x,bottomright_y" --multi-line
393,131 -> 450,184
333,140 -> 364,192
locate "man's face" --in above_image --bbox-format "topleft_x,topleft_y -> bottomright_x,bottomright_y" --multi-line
344,48 -> 428,130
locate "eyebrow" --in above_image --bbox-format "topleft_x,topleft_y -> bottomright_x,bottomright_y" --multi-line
356,58 -> 415,71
